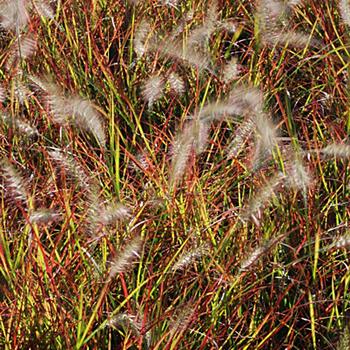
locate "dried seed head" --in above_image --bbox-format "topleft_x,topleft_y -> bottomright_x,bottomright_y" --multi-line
14,78 -> 32,104
0,84 -> 5,102
222,57 -> 240,83
134,19 -> 152,58
167,72 -> 185,95
32,0 -> 55,20
251,112 -> 278,168
187,0 -> 218,47
169,123 -> 194,186
29,76 -> 106,147
1,113 -> 38,137
218,18 -> 237,33
340,0 -> 350,27
192,120 -> 210,154
68,96 -> 106,147
107,313 -> 142,335
1,158 -> 28,204
226,117 -> 254,159
98,203 -> 131,225
170,304 -> 195,335
263,30 -> 317,48
328,231 -> 350,250
152,39 -> 211,72
228,85 -> 264,116
172,243 -> 210,272
239,236 -> 283,272
199,99 -> 243,122
0,0 -> 29,31
321,143 -> 350,159
241,173 -> 284,223
108,236 -> 143,278
6,35 -> 37,70
336,325 -> 350,350
160,0 -> 179,7
142,74 -> 165,109
239,245 -> 267,272
285,157 -> 312,195
169,119 -> 209,186
29,208 -> 61,225
256,0 -> 286,33
254,113 -> 278,150
48,149 -> 91,190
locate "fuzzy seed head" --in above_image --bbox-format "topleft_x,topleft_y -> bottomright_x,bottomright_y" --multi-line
321,143 -> 350,159
169,124 -> 194,186
340,0 -> 350,27
48,149 -> 91,190
108,236 -> 143,278
98,203 -> 131,225
226,117 -> 254,159
1,158 -> 28,203
170,305 -> 194,334
172,243 -> 210,272
142,74 -> 165,108
222,57 -> 240,83
29,76 -> 106,147
1,113 -> 38,137
0,84 -> 5,102
32,0 -> 55,20
134,19 -> 151,58
167,72 -> 185,95
29,208 -> 61,225
285,158 -> 311,195
0,0 -> 29,31
242,173 -> 284,223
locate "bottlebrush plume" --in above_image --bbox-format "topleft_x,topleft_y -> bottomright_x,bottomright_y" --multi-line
98,203 -> 131,225
134,18 -> 151,58
331,231 -> 350,250
108,236 -> 143,278
241,172 -> 284,223
226,117 -> 254,159
169,122 -> 195,186
141,74 -> 165,108
340,0 -> 350,27
239,235 -> 284,272
257,0 -> 317,48
263,30 -> 316,48
320,143 -> 350,159
170,304 -> 194,335
198,86 -> 263,123
172,243 -> 210,272
48,149 -> 91,190
251,112 -> 279,169
169,119 -> 209,186
6,35 -> 37,70
1,113 -> 38,137
0,0 -> 29,31
68,96 -> 106,147
285,157 -> 312,196
151,38 -> 211,72
1,158 -> 28,204
29,208 -> 62,225
0,84 -> 5,102
29,76 -> 106,147
222,57 -> 240,83
187,1 -> 218,47
167,72 -> 185,95
32,0 -> 55,20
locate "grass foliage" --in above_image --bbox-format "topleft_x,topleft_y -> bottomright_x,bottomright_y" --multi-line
2,0 -> 350,348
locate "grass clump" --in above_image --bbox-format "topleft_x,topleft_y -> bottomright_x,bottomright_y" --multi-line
2,0 -> 350,349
